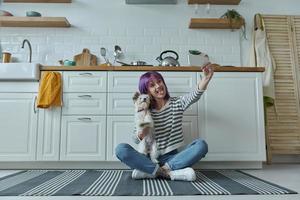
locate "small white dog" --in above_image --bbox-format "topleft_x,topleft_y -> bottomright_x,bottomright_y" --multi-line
133,92 -> 159,163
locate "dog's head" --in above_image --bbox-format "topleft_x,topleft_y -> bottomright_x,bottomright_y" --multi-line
133,92 -> 151,112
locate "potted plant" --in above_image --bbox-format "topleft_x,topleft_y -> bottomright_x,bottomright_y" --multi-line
221,9 -> 246,39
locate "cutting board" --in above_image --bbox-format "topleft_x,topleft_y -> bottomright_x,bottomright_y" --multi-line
74,48 -> 97,66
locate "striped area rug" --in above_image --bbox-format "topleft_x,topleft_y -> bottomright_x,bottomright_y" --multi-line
0,169 -> 296,196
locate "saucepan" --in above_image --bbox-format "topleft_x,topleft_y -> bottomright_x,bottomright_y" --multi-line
116,60 -> 151,66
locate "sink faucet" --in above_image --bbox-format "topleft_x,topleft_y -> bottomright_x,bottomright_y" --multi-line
21,39 -> 32,63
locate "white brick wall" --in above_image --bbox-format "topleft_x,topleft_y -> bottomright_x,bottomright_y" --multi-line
0,0 -> 299,66
0,27 -> 241,66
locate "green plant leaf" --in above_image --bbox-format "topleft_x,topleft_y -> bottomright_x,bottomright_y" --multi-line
189,50 -> 201,55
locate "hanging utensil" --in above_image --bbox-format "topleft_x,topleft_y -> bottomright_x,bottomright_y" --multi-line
100,47 -> 111,65
131,61 -> 147,66
113,45 -> 123,64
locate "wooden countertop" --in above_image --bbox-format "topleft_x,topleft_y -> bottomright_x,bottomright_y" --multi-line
41,65 -> 265,72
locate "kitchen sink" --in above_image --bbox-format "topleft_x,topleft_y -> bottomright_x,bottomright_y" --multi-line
0,63 -> 40,81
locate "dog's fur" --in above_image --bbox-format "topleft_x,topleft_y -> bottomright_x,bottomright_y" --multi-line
133,92 -> 159,163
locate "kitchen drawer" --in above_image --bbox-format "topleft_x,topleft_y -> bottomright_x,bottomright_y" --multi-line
107,92 -> 197,115
108,71 -> 197,93
107,93 -> 135,115
62,93 -> 106,115
0,82 -> 39,93
63,71 -> 107,92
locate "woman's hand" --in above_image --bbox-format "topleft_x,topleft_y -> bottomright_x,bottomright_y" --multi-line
202,63 -> 214,81
198,63 -> 214,91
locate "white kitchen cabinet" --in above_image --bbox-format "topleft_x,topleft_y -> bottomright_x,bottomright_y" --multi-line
36,72 -> 62,161
182,116 -> 199,147
106,71 -> 199,162
60,116 -> 106,161
61,71 -> 107,161
0,93 -> 38,161
37,107 -> 61,161
106,116 -> 198,161
106,116 -> 136,161
198,72 -> 266,161
0,70 -> 266,168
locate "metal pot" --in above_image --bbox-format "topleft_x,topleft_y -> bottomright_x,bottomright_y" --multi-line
156,50 -> 180,66
131,61 -> 147,66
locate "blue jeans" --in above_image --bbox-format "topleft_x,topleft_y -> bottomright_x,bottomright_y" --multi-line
115,139 -> 208,175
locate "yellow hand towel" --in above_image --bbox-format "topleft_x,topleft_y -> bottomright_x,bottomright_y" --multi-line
37,71 -> 62,108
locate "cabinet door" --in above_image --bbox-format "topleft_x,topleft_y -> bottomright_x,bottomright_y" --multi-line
107,116 -> 198,161
199,73 -> 266,161
0,93 -> 38,161
37,107 -> 61,161
182,116 -> 199,147
107,116 -> 137,161
60,116 -> 106,161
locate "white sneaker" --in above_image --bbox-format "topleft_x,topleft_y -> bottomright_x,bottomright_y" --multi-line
132,169 -> 156,179
169,167 -> 196,181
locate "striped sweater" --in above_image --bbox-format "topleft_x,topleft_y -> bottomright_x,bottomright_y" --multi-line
133,88 -> 204,155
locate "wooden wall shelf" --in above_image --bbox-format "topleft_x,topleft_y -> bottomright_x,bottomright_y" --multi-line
188,0 -> 241,4
0,17 -> 71,27
189,18 -> 244,29
3,0 -> 71,2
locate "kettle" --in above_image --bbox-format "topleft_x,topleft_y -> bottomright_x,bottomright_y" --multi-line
156,50 -> 180,66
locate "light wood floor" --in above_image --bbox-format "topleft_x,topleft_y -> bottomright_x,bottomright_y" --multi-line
0,164 -> 299,200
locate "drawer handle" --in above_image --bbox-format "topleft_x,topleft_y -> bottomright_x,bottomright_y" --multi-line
33,96 -> 37,114
78,117 -> 92,121
79,73 -> 93,76
78,95 -> 92,98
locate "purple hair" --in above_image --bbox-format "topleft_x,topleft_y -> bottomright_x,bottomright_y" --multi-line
139,71 -> 170,107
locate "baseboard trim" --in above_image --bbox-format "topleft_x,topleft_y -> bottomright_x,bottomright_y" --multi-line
0,161 -> 263,169
270,155 -> 300,163
193,161 -> 263,169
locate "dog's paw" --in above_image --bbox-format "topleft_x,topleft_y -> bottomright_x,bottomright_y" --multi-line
132,92 -> 140,102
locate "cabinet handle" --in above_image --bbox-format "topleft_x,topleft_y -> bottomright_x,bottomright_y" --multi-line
33,96 -> 37,114
79,73 -> 93,76
78,95 -> 92,98
78,117 -> 92,121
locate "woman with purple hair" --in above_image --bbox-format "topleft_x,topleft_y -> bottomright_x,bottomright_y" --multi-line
116,64 -> 214,181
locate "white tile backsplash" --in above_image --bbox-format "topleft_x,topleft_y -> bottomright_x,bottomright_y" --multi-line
1,0 -> 299,66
